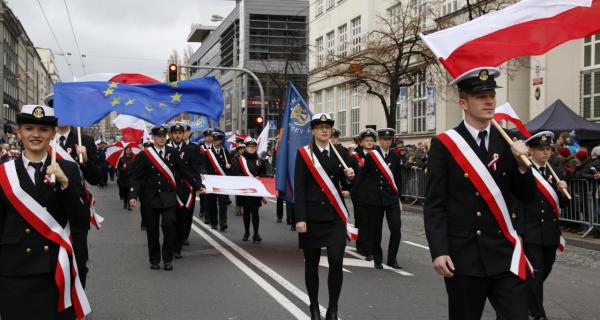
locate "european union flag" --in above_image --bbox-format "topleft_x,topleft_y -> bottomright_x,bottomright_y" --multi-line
53,77 -> 224,127
275,81 -> 313,202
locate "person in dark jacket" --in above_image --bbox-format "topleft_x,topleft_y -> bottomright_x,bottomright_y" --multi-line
117,145 -> 136,210
294,113 -> 355,320
202,129 -> 233,231
233,138 -> 267,242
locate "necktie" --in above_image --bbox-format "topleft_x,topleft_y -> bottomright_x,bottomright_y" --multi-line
540,166 -> 546,178
322,149 -> 329,158
29,162 -> 44,186
59,136 -> 66,149
159,150 -> 163,158
478,131 -> 488,159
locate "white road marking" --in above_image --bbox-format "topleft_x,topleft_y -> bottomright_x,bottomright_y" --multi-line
344,247 -> 414,276
191,224 -> 310,320
403,241 -> 430,250
193,217 -> 332,318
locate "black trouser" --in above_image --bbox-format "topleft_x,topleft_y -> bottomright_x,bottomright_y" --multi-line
199,194 -> 206,216
243,206 -> 260,235
183,200 -> 196,242
303,245 -> 345,308
207,194 -> 229,227
276,197 -> 284,220
72,230 -> 89,288
140,201 -> 147,228
368,204 -> 401,264
524,244 -> 557,318
354,205 -> 370,255
286,201 -> 295,226
444,272 -> 528,320
173,201 -> 196,253
143,206 -> 176,264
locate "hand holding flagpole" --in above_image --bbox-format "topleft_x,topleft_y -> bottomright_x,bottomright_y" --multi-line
491,119 -> 532,167
77,127 -> 84,163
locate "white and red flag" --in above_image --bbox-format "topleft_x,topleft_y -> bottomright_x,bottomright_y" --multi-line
493,103 -> 532,138
420,0 -> 600,79
112,114 -> 148,144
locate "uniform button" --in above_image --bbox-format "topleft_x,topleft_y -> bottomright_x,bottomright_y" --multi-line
43,246 -> 49,251
476,211 -> 482,217
498,229 -> 502,234
553,218 -> 557,222
541,219 -> 544,222
158,189 -> 161,192
475,192 -> 480,196
464,173 -> 469,178
321,202 -> 325,205
511,213 -> 517,219
476,230 -> 482,236
130,187 -> 134,191
25,228 -> 31,234
380,187 -> 383,190
541,209 -> 545,213
502,172 -> 507,176
158,181 -> 161,185
26,248 -> 32,254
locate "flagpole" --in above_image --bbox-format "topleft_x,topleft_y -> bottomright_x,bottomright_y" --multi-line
77,127 -> 84,163
491,119 -> 532,167
329,142 -> 349,170
50,140 -> 57,185
546,163 -> 572,200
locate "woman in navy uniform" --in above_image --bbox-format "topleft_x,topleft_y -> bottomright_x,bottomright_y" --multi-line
202,129 -> 233,230
424,68 -> 536,320
0,105 -> 89,319
117,145 -> 136,210
294,113 -> 355,320
233,137 -> 267,242
523,131 -> 567,320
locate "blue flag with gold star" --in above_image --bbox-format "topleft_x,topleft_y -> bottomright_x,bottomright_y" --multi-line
53,77 -> 224,127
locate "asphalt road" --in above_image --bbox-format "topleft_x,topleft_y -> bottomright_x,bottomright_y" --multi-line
85,181 -> 600,320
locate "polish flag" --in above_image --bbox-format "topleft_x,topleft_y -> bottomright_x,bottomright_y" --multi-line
494,103 -> 532,138
112,114 -> 148,144
420,0 -> 600,79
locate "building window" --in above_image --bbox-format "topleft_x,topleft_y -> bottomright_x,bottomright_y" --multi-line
338,24 -> 347,58
315,37 -> 324,68
351,87 -> 360,136
338,85 -> 347,137
582,70 -> 600,120
415,0 -> 428,30
248,15 -> 307,61
315,91 -> 323,113
326,88 -> 334,119
584,34 -> 600,68
327,0 -> 335,10
326,31 -> 335,64
316,0 -> 324,17
351,16 -> 362,54
388,4 -> 401,30
412,72 -> 427,133
442,0 -> 458,16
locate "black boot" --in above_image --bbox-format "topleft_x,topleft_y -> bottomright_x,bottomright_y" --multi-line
253,234 -> 262,244
123,200 -> 127,209
242,233 -> 250,241
325,305 -> 338,320
309,305 -> 321,320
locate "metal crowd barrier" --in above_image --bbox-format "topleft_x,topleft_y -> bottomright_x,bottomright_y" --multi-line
400,167 -> 427,204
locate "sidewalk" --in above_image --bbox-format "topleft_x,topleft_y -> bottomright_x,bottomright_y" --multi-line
402,203 -> 600,251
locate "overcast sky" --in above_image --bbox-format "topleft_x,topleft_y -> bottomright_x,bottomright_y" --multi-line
7,0 -> 236,81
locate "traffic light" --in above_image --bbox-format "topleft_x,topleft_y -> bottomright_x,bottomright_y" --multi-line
255,116 -> 264,128
168,64 -> 178,82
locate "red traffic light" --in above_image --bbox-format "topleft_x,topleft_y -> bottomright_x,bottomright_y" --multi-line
256,116 -> 264,124
168,64 -> 178,82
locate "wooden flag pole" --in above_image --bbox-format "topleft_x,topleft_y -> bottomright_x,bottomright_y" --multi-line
546,163 -> 572,200
77,127 -> 84,163
329,142 -> 349,170
491,119 -> 532,167
50,140 -> 57,185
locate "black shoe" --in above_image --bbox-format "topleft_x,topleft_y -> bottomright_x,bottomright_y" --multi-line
310,305 -> 321,320
141,225 -> 146,231
276,218 -> 282,223
253,234 -> 262,244
123,202 -> 127,209
211,225 -> 218,230
374,262 -> 383,269
291,225 -> 296,231
150,263 -> 160,270
220,225 -> 228,232
365,255 -> 373,261
387,261 -> 402,269
174,253 -> 183,259
325,306 -> 338,320
164,262 -> 173,271
183,240 -> 190,246
204,220 -> 210,224
199,212 -> 204,218
242,233 -> 250,241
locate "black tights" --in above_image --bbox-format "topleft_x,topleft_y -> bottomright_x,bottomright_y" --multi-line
303,245 -> 345,308
243,206 -> 260,235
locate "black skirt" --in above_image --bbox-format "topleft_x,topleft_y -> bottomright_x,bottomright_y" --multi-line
299,220 -> 347,249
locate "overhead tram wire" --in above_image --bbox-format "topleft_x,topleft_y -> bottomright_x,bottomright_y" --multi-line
62,0 -> 86,74
36,0 -> 74,78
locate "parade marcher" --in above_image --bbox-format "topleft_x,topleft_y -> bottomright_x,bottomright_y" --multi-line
0,105 -> 90,319
198,128 -> 214,223
167,122 -> 199,258
233,138 -> 267,242
350,128 -> 377,259
330,128 -> 343,148
424,67 -> 536,320
202,129 -> 232,231
234,143 -> 246,216
353,128 -> 403,269
294,113 -> 355,320
181,121 -> 202,246
129,125 -> 204,270
117,145 -> 136,211
523,131 -> 567,320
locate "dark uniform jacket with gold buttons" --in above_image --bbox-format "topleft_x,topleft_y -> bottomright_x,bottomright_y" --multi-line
352,147 -> 401,207
129,146 -> 201,209
0,156 -> 88,277
202,147 -> 232,176
169,142 -> 203,204
294,143 -> 351,223
424,123 -> 536,277
521,165 -> 565,247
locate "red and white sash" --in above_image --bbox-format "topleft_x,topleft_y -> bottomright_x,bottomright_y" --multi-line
532,168 -> 566,252
437,129 -> 532,280
352,152 -> 365,168
0,161 -> 91,319
368,150 -> 399,195
238,156 -> 254,178
206,149 -> 227,176
298,146 -> 358,240
177,179 -> 194,209
144,148 -> 176,187
49,145 -> 104,230
199,144 -> 213,153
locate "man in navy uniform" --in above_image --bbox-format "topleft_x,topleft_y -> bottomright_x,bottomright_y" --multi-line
182,121 -> 202,246
523,131 -> 567,320
203,129 -> 232,231
198,128 -> 214,222
424,67 -> 536,320
0,105 -> 89,319
129,125 -> 204,270
354,128 -> 403,269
